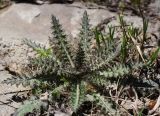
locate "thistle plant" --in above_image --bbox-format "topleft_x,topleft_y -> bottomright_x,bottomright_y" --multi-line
3,10 -> 158,115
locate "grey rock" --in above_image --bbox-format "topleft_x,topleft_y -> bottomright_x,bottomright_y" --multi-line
0,2 -> 143,43
149,0 -> 160,16
16,6 -> 41,23
0,39 -> 30,73
0,64 -> 5,71
0,71 -> 29,115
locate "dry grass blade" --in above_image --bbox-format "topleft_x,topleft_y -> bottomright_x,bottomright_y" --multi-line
129,33 -> 145,62
131,87 -> 139,114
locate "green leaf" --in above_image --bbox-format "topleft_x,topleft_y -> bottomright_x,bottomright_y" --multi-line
88,94 -> 116,115
75,43 -> 86,70
23,38 -> 45,51
70,81 -> 86,112
51,15 -> 74,68
94,28 -> 101,50
52,82 -> 69,99
79,10 -> 92,54
108,25 -> 115,41
2,75 -> 32,87
15,99 -> 42,116
99,65 -> 129,78
119,15 -> 128,63
35,48 -> 52,58
147,47 -> 160,65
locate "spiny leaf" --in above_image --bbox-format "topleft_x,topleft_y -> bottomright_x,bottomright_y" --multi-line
99,65 -> 129,78
14,99 -> 42,116
70,81 -> 86,112
50,15 -> 74,68
75,43 -> 86,70
52,82 -> 69,98
29,56 -> 58,74
94,94 -> 116,115
23,38 -> 45,51
88,75 -> 109,86
2,75 -> 32,87
79,10 -> 92,54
